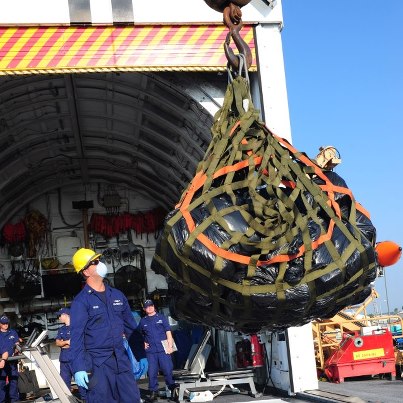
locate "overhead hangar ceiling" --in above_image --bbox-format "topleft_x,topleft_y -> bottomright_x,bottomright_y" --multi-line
0,72 -> 215,228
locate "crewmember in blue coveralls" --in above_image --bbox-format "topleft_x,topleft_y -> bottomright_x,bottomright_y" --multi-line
138,300 -> 176,402
55,307 -> 86,401
70,248 -> 147,403
0,315 -> 20,403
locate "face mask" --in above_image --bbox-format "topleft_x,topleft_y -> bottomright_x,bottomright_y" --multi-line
96,261 -> 108,278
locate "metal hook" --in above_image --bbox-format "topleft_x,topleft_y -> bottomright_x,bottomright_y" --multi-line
223,6 -> 252,71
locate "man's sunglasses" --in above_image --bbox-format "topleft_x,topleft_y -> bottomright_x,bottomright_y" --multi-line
83,259 -> 100,271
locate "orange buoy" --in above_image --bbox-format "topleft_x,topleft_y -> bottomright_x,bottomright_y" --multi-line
375,241 -> 402,267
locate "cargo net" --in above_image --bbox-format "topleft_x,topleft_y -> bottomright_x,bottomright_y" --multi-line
152,76 -> 377,333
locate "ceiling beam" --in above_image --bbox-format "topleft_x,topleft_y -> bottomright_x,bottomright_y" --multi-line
64,74 -> 89,183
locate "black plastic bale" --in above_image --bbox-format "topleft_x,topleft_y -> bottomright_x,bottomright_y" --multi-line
152,77 -> 377,333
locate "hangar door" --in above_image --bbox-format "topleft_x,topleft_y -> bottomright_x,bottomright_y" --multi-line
0,5 -> 260,309
0,23 -> 257,227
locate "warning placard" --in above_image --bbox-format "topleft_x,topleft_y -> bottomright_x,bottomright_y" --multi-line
353,348 -> 385,360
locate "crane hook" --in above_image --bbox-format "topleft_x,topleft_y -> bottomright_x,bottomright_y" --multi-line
223,5 -> 252,71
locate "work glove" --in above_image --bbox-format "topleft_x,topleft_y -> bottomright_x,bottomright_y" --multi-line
74,371 -> 89,389
135,358 -> 148,379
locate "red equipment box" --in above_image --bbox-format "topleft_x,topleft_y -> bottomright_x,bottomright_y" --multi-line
324,329 -> 396,383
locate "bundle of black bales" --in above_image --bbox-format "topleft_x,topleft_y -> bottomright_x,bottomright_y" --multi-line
152,77 -> 377,333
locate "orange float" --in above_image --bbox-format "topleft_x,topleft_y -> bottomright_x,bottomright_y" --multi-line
375,241 -> 402,267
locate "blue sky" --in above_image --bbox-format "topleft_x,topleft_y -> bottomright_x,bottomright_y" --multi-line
280,1 -> 403,313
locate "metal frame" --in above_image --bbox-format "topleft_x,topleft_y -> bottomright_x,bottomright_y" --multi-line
176,370 -> 259,402
174,329 -> 260,402
21,330 -> 80,403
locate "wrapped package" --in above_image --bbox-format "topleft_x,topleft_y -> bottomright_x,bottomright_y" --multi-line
152,76 -> 377,333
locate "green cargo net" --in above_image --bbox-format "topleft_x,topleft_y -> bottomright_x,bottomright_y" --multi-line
153,76 -> 377,333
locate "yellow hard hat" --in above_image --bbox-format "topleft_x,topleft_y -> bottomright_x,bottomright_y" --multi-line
72,248 -> 101,273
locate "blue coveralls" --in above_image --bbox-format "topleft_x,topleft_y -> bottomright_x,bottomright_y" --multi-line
70,284 -> 141,403
56,324 -> 86,400
0,329 -> 19,403
138,313 -> 175,393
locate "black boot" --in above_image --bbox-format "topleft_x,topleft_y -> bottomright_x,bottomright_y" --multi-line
169,386 -> 179,402
148,391 -> 158,402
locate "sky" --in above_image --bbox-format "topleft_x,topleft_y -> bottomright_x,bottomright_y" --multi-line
280,1 -> 403,314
